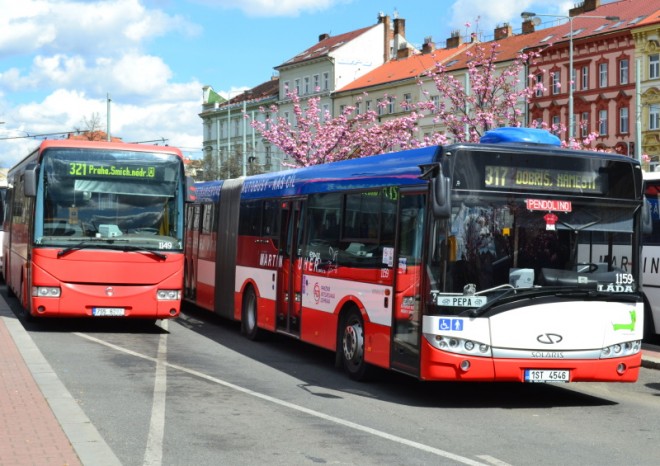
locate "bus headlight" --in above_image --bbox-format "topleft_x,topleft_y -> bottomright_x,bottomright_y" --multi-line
32,286 -> 61,297
600,340 -> 641,359
426,334 -> 491,357
157,290 -> 181,301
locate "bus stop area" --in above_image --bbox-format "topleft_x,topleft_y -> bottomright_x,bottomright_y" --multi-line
0,295 -> 659,465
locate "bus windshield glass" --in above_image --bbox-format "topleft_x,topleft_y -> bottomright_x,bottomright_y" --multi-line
429,193 -> 638,312
34,148 -> 184,251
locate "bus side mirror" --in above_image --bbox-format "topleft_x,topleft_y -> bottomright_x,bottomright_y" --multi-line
643,199 -> 652,235
185,176 -> 196,202
431,175 -> 451,218
24,162 -> 39,197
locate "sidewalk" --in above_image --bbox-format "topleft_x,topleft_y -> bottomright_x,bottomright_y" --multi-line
0,305 -> 121,466
0,304 -> 658,466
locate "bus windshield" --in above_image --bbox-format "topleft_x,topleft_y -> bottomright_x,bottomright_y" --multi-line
34,148 -> 184,251
429,194 -> 638,311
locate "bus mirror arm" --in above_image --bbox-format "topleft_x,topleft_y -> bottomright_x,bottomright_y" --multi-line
643,199 -> 653,235
24,162 -> 39,197
431,175 -> 451,218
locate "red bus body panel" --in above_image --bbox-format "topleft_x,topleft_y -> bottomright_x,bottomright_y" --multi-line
30,249 -> 183,318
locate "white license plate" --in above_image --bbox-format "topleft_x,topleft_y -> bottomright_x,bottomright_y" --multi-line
524,369 -> 569,383
92,307 -> 125,317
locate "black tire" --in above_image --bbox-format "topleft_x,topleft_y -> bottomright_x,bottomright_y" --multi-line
340,308 -> 372,381
242,286 -> 261,341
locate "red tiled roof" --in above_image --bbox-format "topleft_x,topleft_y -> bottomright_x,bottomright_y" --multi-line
337,44 -> 472,92
636,8 -> 660,26
276,25 -> 375,69
523,0 -> 660,50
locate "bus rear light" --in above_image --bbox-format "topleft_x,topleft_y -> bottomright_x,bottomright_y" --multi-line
460,360 -> 471,372
32,286 -> 61,298
617,363 -> 627,375
157,290 -> 181,301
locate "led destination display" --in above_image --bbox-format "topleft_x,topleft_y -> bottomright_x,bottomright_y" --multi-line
484,165 -> 603,194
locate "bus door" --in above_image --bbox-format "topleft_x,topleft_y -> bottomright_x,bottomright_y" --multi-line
276,199 -> 304,336
183,203 -> 201,301
391,192 -> 426,376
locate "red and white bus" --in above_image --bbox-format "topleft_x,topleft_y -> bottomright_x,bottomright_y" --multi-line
185,127 -> 645,382
3,139 -> 192,321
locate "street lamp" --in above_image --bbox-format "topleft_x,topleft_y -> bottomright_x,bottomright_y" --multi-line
521,11 -> 620,139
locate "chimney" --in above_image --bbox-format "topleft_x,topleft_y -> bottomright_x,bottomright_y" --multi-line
446,30 -> 462,49
393,17 -> 407,59
396,47 -> 411,59
494,23 -> 513,40
422,37 -> 436,54
318,33 -> 330,42
570,0 -> 600,17
394,18 -> 406,37
379,13 -> 393,61
522,19 -> 536,34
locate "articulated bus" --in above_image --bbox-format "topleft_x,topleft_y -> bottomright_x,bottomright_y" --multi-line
0,181 -> 7,280
184,127 -> 645,382
3,139 -> 191,321
642,171 -> 660,341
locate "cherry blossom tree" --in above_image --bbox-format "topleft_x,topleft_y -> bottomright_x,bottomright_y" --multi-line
250,89 -> 447,167
415,41 -> 542,143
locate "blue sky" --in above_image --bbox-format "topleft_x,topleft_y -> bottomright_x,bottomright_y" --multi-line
0,0 -> 588,167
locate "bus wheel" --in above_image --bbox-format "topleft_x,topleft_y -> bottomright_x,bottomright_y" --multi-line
242,286 -> 261,341
340,309 -> 371,381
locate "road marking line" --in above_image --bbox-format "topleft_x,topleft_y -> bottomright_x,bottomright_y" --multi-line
75,332 -> 489,466
143,320 -> 168,466
477,454 -> 513,466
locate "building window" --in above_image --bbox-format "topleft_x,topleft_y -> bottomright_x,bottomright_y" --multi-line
304,76 -> 310,95
355,102 -> 361,115
650,54 -> 659,79
322,104 -> 330,121
599,109 -> 608,135
323,72 -> 329,91
619,107 -> 629,134
580,112 -> 589,137
431,95 -> 440,112
313,74 -> 319,92
535,73 -> 543,97
388,96 -> 395,113
599,63 -> 608,87
552,71 -> 560,94
403,93 -> 412,106
552,115 -> 560,128
366,100 -> 372,112
294,79 -> 300,95
582,66 -> 589,90
619,59 -> 629,85
650,105 -> 660,130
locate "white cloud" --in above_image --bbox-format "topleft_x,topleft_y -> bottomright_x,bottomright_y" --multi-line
0,1 -> 205,167
190,0 -> 351,17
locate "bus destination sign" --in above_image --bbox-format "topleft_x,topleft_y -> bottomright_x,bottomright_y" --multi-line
484,165 -> 602,194
68,162 -> 157,179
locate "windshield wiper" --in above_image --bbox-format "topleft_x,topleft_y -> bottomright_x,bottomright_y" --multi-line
57,240 -> 167,260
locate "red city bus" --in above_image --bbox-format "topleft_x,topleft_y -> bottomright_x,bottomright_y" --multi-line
3,139 -> 192,321
185,128 -> 645,382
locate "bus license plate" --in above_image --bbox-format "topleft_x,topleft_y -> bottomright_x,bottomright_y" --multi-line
92,307 -> 125,317
524,369 -> 569,383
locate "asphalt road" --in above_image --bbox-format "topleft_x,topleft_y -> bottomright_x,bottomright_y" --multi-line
9,295 -> 660,466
